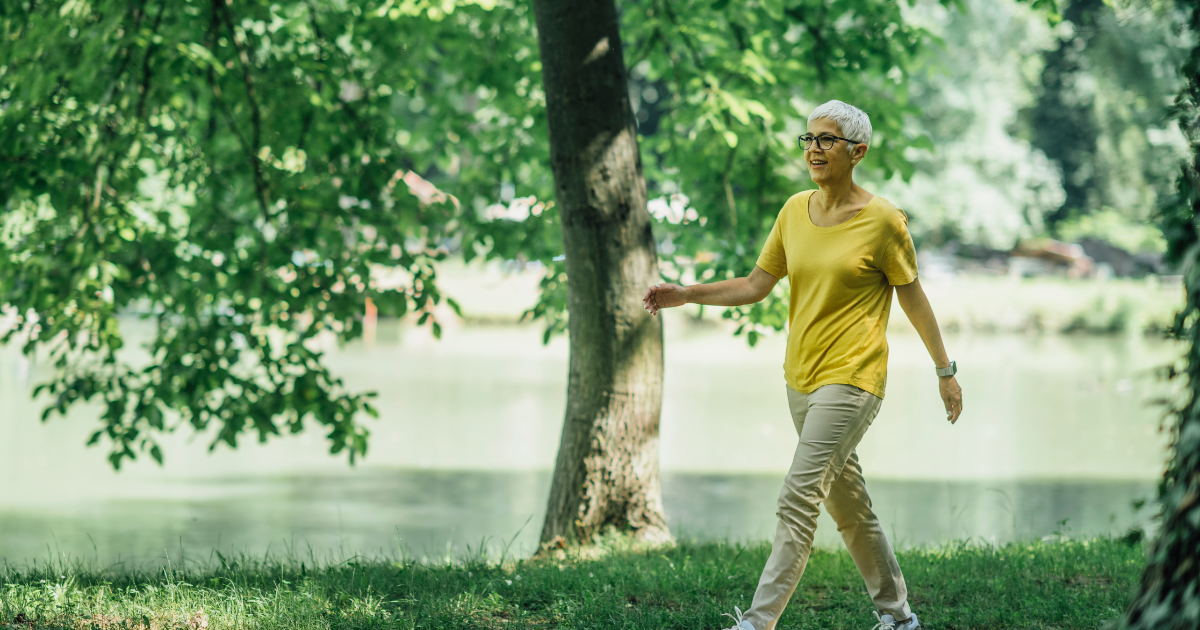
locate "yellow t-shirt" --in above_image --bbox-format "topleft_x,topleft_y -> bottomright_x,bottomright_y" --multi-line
755,190 -> 918,399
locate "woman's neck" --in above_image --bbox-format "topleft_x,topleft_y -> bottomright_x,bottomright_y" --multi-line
815,177 -> 860,212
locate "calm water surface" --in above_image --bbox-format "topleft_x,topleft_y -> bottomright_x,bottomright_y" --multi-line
0,315 -> 1177,564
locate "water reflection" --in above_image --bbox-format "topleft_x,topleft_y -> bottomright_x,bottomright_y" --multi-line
0,470 -> 1154,566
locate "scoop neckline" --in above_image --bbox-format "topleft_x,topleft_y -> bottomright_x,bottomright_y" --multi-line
804,190 -> 877,231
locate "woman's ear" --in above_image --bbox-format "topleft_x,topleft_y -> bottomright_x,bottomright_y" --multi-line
852,142 -> 868,164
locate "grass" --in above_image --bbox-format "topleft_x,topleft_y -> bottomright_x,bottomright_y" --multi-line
0,536 -> 1145,630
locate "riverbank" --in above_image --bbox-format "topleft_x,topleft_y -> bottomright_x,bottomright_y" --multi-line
0,537 -> 1143,629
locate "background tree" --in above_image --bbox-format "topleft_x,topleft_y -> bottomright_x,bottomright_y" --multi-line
1028,0 -> 1105,226
859,0 -> 1185,253
530,0 -> 670,546
869,0 -> 1069,250
1122,1 -> 1200,626
1021,0 -> 1186,248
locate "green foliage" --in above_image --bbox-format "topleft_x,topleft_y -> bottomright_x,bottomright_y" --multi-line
866,0 -> 1186,251
873,0 -> 1067,249
0,0 -> 506,467
1055,209 -> 1167,253
1021,0 -> 1187,233
0,538 -> 1144,629
1122,1 -> 1200,627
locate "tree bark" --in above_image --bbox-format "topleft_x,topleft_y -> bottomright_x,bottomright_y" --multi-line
531,0 -> 671,547
1122,3 -> 1200,628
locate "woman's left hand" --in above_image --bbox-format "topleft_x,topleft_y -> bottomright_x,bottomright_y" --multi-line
940,376 -> 962,424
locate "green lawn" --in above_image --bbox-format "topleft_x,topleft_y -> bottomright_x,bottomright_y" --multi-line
0,537 -> 1143,629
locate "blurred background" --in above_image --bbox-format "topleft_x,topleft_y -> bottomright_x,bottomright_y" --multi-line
0,0 -> 1190,565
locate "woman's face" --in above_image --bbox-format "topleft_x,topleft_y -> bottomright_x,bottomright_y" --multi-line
805,117 -> 865,185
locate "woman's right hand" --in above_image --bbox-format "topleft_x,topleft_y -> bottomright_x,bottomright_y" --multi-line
642,283 -> 688,316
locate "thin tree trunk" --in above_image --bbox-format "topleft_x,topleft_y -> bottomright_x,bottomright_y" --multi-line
531,0 -> 671,547
1122,3 -> 1200,627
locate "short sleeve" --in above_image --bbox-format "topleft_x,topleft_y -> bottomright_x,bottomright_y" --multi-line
878,214 -> 918,286
756,212 -> 788,279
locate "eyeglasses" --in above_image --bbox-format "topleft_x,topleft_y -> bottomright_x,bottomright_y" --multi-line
798,134 -> 861,150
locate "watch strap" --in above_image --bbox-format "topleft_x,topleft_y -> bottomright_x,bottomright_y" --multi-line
936,360 -> 957,377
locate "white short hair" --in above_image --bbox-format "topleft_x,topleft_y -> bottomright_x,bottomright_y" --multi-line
808,100 -> 872,147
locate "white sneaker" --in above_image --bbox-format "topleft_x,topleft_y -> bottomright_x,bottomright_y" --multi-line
721,606 -> 755,630
872,611 -> 920,630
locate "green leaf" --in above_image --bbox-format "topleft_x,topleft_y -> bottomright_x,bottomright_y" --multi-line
759,0 -> 785,20
146,404 -> 164,430
716,89 -> 751,126
176,42 -> 226,76
909,135 -> 935,150
741,98 -> 775,123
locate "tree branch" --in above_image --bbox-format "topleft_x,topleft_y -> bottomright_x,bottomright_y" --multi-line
99,0 -> 149,108
216,0 -> 272,221
659,0 -> 707,70
203,11 -> 251,176
135,1 -> 168,121
722,122 -> 738,231
296,0 -> 326,151
304,0 -> 370,138
784,6 -> 830,84
625,26 -> 665,71
754,120 -> 769,240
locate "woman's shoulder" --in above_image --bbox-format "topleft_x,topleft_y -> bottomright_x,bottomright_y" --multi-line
783,189 -> 817,208
775,189 -> 818,223
866,195 -> 909,231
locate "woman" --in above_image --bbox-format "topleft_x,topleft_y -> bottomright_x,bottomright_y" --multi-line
642,100 -> 962,630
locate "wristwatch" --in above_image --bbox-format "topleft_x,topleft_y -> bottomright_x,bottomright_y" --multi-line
936,361 -> 957,377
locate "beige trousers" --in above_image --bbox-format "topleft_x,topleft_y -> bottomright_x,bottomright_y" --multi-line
743,384 -> 911,630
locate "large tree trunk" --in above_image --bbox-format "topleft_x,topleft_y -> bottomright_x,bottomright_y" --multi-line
531,0 -> 671,547
1122,3 -> 1200,628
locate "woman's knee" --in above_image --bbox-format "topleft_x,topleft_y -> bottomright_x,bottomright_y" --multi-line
776,489 -> 822,526
825,494 -> 877,528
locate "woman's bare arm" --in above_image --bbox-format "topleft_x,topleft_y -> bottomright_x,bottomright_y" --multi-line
642,266 -> 780,315
894,278 -> 963,423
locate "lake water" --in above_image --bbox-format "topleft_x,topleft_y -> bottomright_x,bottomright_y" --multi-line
0,314 -> 1179,565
